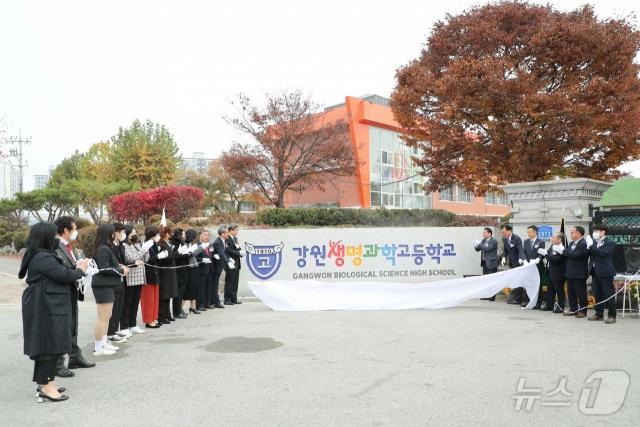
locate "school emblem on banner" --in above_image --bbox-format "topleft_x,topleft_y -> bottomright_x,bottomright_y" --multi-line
245,242 -> 284,280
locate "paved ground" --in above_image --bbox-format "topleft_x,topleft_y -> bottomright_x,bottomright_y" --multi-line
1,288 -> 638,426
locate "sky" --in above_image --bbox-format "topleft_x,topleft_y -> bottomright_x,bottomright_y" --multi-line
0,0 -> 638,190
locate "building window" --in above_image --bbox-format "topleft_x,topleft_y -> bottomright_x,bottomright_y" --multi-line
439,186 -> 454,201
486,191 -> 506,205
457,185 -> 473,203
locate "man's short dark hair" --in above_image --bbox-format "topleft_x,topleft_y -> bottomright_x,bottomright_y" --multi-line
593,224 -> 608,232
500,224 -> 513,231
573,225 -> 585,236
483,227 -> 493,235
54,216 -> 76,235
228,223 -> 239,231
113,222 -> 125,232
527,225 -> 538,232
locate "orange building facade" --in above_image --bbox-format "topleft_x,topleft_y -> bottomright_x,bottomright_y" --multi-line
284,95 -> 510,218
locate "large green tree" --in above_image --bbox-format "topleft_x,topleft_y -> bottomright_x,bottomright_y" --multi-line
391,2 -> 640,193
110,119 -> 181,189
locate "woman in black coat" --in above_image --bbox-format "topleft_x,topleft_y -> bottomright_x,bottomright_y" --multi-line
157,226 -> 179,324
170,228 -> 190,319
20,222 -> 89,403
183,229 -> 203,314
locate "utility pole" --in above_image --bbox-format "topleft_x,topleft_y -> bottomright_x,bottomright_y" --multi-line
5,128 -> 31,193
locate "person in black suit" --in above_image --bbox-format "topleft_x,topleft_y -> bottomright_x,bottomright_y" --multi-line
562,226 -> 590,318
224,223 -> 243,305
500,224 -> 525,304
475,227 -> 498,301
522,225 -> 546,309
196,230 -> 224,310
588,224 -> 617,324
545,232 -> 566,313
212,225 -> 235,307
53,217 -> 95,378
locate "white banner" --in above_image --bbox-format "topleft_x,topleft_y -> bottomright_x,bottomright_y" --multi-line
248,263 -> 540,311
237,226 -> 490,296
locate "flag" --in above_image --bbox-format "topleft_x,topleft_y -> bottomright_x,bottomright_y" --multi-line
160,206 -> 167,227
560,208 -> 568,246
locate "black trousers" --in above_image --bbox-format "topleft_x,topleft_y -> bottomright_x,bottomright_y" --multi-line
224,268 -> 240,302
57,287 -> 84,370
173,280 -> 185,317
198,274 -> 211,308
592,273 -> 616,318
107,285 -> 125,336
159,299 -> 172,321
33,355 -> 58,385
567,278 -> 588,314
209,267 -> 222,305
546,275 -> 565,309
120,286 -> 142,330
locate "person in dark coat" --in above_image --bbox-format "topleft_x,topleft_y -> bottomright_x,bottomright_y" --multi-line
212,225 -> 234,307
224,223 -> 243,305
588,224 -> 617,324
53,216 -> 95,377
20,222 -> 89,403
157,225 -> 179,323
545,232 -> 567,313
474,227 -> 498,301
106,222 -> 128,344
183,229 -> 203,314
500,224 -> 525,304
562,226 -> 590,318
196,230 -> 224,310
170,228 -> 190,319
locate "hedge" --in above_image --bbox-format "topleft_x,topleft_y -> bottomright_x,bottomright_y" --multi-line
256,208 -> 497,228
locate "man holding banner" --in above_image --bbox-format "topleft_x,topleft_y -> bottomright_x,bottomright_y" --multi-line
500,224 -> 525,305
523,225 -> 546,309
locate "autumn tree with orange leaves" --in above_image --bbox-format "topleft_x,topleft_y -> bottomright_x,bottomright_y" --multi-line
391,1 -> 640,194
222,90 -> 353,208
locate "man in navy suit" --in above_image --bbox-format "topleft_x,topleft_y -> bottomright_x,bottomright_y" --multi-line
500,224 -> 525,304
522,225 -> 546,309
588,224 -> 617,324
562,226 -> 590,318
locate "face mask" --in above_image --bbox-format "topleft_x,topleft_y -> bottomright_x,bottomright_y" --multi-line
592,232 -> 601,241
130,235 -> 138,243
153,235 -> 161,243
119,231 -> 127,242
70,230 -> 78,241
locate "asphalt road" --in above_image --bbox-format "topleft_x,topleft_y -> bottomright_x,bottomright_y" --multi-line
0,296 -> 638,426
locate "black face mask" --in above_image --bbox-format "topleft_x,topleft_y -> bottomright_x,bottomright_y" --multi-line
130,235 -> 138,243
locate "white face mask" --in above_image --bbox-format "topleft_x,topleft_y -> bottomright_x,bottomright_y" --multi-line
119,231 -> 127,242
592,232 -> 601,241
153,235 -> 161,243
70,230 -> 78,241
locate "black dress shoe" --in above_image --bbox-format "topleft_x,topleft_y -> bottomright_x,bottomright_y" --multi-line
540,307 -> 553,312
232,300 -> 242,304
146,322 -> 161,328
214,303 -> 225,309
161,319 -> 171,325
532,305 -> 542,310
553,308 -> 564,314
167,317 -> 176,322
189,308 -> 201,314
224,300 -> 234,305
36,390 -> 69,403
197,306 -> 207,311
56,368 -> 75,378
68,360 -> 96,369
176,313 -> 187,319
37,385 -> 66,393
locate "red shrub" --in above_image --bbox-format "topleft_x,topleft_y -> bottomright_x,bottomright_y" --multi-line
110,186 -> 205,223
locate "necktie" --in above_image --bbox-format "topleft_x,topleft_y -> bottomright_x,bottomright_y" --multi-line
66,244 -> 77,263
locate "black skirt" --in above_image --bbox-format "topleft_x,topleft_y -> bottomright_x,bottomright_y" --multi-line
92,286 -> 115,304
183,267 -> 199,300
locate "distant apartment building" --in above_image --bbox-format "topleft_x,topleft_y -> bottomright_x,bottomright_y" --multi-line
182,152 -> 214,175
0,159 -> 19,199
284,94 -> 510,218
34,174 -> 49,190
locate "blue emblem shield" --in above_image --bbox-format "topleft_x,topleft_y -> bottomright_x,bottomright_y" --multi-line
538,224 -> 553,240
245,242 -> 284,280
